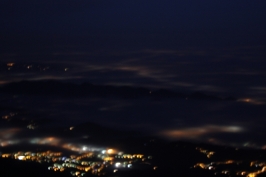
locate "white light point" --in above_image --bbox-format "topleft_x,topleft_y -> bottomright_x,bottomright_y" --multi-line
115,162 -> 121,168
69,127 -> 74,130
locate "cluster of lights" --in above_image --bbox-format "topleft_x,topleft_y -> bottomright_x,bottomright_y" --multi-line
5,62 -> 69,72
1,147 -> 155,177
194,147 -> 266,177
2,112 -> 17,120
196,147 -> 215,158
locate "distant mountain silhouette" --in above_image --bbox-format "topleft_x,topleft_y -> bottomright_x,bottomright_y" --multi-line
0,80 -> 236,101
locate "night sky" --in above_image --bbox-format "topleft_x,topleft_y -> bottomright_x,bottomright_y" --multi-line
1,0 -> 266,148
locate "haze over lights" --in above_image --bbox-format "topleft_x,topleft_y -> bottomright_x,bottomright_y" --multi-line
160,125 -> 244,139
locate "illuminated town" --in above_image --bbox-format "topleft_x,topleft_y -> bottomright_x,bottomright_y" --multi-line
1,148 -> 154,177
193,147 -> 266,177
2,141 -> 266,177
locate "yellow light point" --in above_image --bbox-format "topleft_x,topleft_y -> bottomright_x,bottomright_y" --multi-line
2,115 -> 9,119
104,157 -> 113,161
240,171 -> 246,175
247,173 -> 257,177
250,161 -> 256,167
134,154 -> 144,158
75,171 -> 81,176
198,163 -> 206,169
85,167 -> 91,172
2,154 -> 11,158
107,149 -> 113,154
226,160 -> 234,164
7,63 -> 15,67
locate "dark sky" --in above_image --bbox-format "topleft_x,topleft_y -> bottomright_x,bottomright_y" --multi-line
1,0 -> 266,148
1,0 -> 266,48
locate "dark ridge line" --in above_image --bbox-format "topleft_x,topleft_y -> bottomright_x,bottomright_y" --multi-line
0,80 -> 236,101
